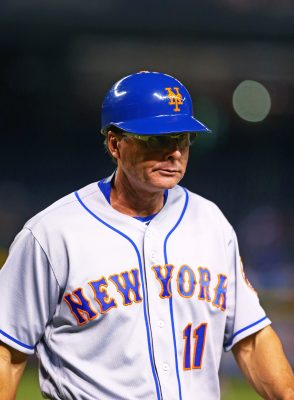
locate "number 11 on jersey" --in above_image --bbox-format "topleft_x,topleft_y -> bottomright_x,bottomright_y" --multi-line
183,323 -> 208,370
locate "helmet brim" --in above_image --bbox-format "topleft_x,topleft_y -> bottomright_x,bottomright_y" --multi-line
101,114 -> 211,136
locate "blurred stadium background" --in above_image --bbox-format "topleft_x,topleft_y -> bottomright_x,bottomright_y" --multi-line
0,0 -> 293,398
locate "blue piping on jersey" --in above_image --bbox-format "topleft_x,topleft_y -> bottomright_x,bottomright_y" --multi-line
163,187 -> 189,400
224,316 -> 268,348
0,329 -> 34,350
75,191 -> 161,400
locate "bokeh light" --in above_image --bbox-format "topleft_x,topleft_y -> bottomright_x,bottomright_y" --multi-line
232,80 -> 271,122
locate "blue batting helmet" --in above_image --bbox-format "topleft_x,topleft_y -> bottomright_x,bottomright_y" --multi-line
101,71 -> 211,136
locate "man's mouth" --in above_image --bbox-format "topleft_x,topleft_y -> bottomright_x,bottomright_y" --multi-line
155,168 -> 180,175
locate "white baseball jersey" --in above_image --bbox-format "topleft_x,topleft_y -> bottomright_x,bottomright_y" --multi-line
0,175 -> 270,400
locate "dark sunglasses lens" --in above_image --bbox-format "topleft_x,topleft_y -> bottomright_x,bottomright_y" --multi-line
143,134 -> 195,149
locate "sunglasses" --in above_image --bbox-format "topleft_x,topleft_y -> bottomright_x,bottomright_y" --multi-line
120,132 -> 197,150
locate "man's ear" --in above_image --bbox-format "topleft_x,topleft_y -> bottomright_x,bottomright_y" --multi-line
107,131 -> 121,160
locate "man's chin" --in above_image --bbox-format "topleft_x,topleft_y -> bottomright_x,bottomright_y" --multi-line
150,175 -> 182,190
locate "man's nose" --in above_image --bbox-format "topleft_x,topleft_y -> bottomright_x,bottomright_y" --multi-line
162,141 -> 183,160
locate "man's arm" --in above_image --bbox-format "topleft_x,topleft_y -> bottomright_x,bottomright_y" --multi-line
232,326 -> 294,400
0,342 -> 28,400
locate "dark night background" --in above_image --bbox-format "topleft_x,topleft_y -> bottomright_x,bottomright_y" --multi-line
0,0 -> 293,393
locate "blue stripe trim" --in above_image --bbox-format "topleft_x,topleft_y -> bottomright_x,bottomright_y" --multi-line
134,213 -> 157,223
0,329 -> 35,350
163,187 -> 189,400
224,316 -> 268,348
75,191 -> 161,400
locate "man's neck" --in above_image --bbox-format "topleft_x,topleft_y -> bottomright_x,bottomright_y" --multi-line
110,173 -> 165,217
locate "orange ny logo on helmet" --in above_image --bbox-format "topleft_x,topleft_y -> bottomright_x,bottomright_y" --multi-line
165,87 -> 183,112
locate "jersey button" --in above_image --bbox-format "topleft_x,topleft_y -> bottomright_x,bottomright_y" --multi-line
157,320 -> 165,328
163,363 -> 169,372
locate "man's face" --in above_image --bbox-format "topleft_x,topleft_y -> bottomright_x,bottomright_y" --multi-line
109,132 -> 190,193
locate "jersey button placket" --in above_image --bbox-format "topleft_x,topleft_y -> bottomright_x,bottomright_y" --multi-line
145,230 -> 153,239
157,320 -> 165,328
143,227 -> 178,399
151,251 -> 157,262
162,363 -> 170,372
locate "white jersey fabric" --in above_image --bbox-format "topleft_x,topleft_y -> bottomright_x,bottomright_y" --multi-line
0,178 -> 270,400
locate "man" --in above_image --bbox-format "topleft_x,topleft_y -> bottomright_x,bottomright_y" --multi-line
0,71 -> 293,400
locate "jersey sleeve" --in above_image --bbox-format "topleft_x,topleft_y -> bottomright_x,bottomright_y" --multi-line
0,228 -> 60,354
223,228 -> 271,351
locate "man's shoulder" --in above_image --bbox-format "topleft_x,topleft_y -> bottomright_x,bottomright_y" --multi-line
25,181 -> 100,231
176,185 -> 220,212
186,187 -> 215,207
177,185 -> 233,235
